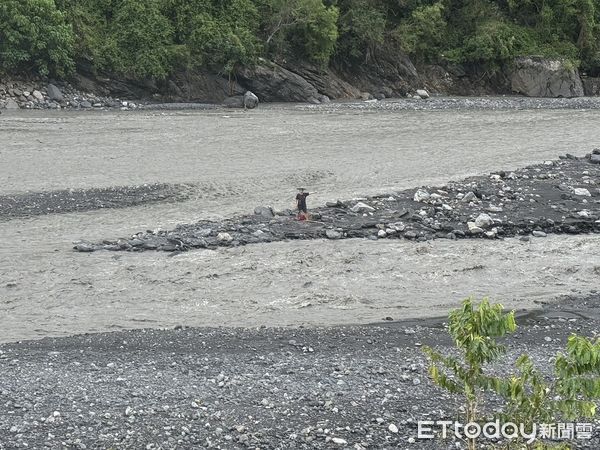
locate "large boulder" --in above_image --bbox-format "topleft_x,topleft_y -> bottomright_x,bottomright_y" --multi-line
243,91 -> 259,108
511,57 -> 584,98
415,89 -> 430,99
222,91 -> 259,109
236,60 -> 323,103
165,72 -> 245,103
47,83 -> 64,102
4,98 -> 20,109
335,47 -> 419,98
254,206 -> 274,217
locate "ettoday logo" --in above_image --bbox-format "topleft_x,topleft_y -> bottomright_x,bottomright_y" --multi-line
417,420 -> 594,444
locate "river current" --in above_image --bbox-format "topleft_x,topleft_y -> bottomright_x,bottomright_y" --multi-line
1,101 -> 599,342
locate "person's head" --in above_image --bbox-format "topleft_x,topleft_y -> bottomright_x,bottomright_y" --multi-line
297,187 -> 305,193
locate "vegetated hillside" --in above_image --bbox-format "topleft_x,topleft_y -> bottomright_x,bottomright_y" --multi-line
1,0 -> 599,98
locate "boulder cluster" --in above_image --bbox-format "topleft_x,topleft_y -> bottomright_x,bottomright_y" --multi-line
0,81 -> 136,111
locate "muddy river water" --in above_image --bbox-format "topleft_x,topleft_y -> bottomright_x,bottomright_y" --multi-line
1,102 -> 599,342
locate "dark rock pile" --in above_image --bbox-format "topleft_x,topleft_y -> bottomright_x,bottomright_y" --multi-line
0,80 -> 136,111
0,184 -> 191,221
74,152 -> 600,253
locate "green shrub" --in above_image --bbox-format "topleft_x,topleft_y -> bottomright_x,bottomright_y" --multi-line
423,298 -> 516,434
445,21 -> 538,66
0,0 -> 75,77
300,1 -> 339,65
424,297 -> 600,449
109,0 -> 177,79
336,0 -> 387,62
395,2 -> 447,63
164,0 -> 261,74
257,0 -> 339,65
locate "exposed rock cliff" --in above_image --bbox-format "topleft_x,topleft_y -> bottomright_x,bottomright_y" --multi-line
511,57 -> 584,98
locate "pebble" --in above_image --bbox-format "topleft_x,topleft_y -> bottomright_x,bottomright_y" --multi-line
413,189 -> 430,202
474,213 -> 494,228
216,232 -> 233,242
573,188 -> 591,197
467,223 -> 483,234
350,202 -> 375,213
388,424 -> 399,433
326,229 -> 342,240
461,192 -> 476,202
74,242 -> 95,252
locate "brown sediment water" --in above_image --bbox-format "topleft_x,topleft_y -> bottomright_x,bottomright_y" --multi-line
0,103 -> 599,343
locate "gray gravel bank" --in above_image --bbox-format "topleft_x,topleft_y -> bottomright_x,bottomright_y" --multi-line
299,96 -> 600,112
1,295 -> 599,449
0,184 -> 191,221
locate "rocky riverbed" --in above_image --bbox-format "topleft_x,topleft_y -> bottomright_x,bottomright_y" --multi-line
0,294 -> 598,449
0,183 -> 191,221
0,184 -> 193,221
300,95 -> 600,111
73,152 -> 600,253
0,80 -> 135,111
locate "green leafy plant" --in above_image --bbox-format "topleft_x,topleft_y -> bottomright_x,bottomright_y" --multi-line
256,0 -> 339,65
110,0 -> 178,79
423,297 -> 516,450
336,0 -> 387,63
424,298 -> 600,450
0,0 -> 75,77
395,2 -> 447,63
164,0 -> 261,75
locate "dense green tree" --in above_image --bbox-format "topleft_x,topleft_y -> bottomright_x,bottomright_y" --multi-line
54,0 -> 178,79
336,0 -> 388,63
53,0 -> 116,72
162,0 -> 260,74
300,0 -> 339,64
0,0 -> 75,77
3,0 -> 600,81
256,0 -> 339,65
108,0 -> 177,79
395,2 -> 447,63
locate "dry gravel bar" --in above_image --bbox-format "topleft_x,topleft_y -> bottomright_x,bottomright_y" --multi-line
72,153 -> 600,253
0,295 -> 599,449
